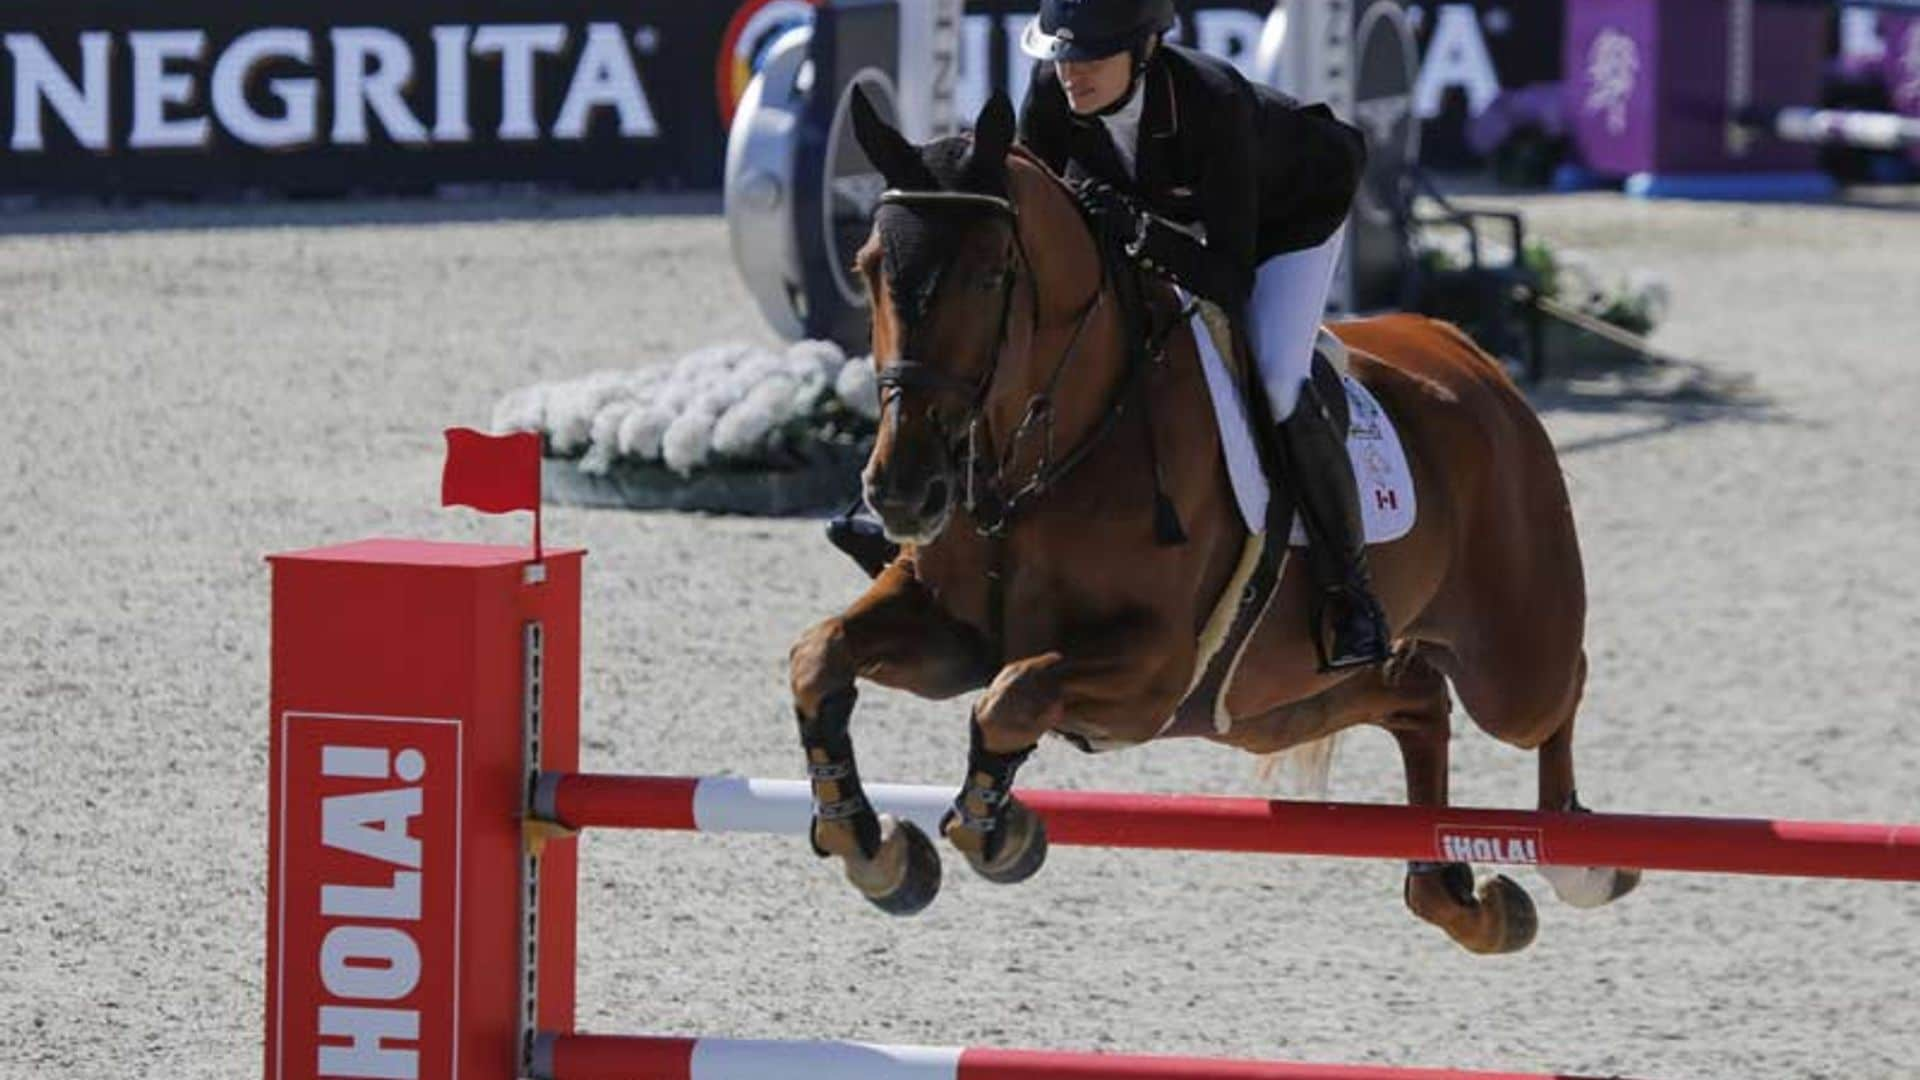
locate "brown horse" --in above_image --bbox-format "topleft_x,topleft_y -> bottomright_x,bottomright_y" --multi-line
788,91 -> 1638,955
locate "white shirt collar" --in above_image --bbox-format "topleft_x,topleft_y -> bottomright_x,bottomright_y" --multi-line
1097,78 -> 1147,178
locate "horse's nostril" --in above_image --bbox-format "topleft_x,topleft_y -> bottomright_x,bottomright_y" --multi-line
921,478 -> 949,517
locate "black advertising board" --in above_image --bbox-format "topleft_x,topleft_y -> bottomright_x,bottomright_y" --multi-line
0,0 -> 797,197
0,0 -> 1570,199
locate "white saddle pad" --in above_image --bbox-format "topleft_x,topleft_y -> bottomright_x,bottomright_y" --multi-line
1189,313 -> 1417,547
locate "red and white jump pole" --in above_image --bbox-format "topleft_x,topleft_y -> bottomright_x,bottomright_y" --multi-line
536,1034 -> 1624,1080
538,773 -> 1920,883
264,539 -> 1916,1080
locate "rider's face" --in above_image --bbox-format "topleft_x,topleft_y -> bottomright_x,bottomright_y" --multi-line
1056,51 -> 1134,115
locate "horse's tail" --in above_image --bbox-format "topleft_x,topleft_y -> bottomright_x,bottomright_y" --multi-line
1255,731 -> 1344,799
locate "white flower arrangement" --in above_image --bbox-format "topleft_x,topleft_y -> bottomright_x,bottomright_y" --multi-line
491,341 -> 881,477
1532,246 -> 1672,336
1416,233 -> 1672,338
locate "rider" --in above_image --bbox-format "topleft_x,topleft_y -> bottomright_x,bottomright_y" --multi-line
828,0 -> 1389,671
1017,0 -> 1389,670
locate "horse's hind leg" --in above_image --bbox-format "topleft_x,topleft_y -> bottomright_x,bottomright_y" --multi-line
1451,646 -> 1641,910
1228,655 -> 1539,954
1382,653 -> 1540,955
1533,680 -> 1643,908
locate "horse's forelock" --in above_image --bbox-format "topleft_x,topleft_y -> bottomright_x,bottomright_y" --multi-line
872,132 -> 1015,323
917,135 -> 975,191
875,207 -> 951,322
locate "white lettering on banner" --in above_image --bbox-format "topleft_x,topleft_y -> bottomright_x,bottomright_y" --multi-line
472,23 -> 567,141
323,787 -> 424,868
321,926 -> 423,1001
2,25 -> 662,154
318,1006 -> 420,1080
554,23 -> 657,139
5,32 -> 111,151
332,28 -> 428,145
955,14 -> 1035,126
322,745 -> 392,780
211,29 -> 316,148
1412,4 -> 1499,119
932,0 -> 962,136
129,31 -> 210,149
316,745 -> 428,1080
1840,8 -> 1887,65
954,15 -> 993,124
954,8 -> 1265,124
431,25 -> 473,143
1440,834 -> 1540,863
323,870 -> 422,920
1436,828 -> 1543,865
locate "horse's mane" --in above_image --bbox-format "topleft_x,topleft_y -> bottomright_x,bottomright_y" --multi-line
1005,143 -> 1077,206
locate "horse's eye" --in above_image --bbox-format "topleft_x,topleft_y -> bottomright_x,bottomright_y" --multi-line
981,267 -> 1007,290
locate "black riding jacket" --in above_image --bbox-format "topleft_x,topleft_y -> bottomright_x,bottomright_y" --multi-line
1018,44 -> 1367,311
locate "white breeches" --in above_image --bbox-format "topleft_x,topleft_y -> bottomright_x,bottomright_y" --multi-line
1244,227 -> 1345,422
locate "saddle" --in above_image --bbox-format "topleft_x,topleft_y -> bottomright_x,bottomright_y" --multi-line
1077,251 -> 1365,750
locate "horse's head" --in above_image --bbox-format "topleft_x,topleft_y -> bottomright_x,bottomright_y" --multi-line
850,90 -> 1023,545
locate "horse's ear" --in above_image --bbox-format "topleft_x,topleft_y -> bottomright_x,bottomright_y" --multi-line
965,92 -> 1016,192
851,86 -> 926,190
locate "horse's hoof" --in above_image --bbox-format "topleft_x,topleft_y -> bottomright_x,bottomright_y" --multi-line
963,798 -> 1050,885
846,815 -> 942,917
1466,873 -> 1539,955
1541,863 -> 1643,909
1608,867 -> 1644,902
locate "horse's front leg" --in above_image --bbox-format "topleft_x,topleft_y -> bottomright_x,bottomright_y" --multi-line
790,563 -> 993,915
942,620 -> 1187,886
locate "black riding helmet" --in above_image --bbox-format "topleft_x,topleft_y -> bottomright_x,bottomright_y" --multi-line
1019,0 -> 1176,63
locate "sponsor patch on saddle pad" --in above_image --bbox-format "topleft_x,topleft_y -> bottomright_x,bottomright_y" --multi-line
1189,311 -> 1417,547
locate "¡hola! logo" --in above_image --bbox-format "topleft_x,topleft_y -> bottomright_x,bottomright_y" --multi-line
1434,825 -> 1544,865
717,0 -> 819,125
272,714 -> 462,1080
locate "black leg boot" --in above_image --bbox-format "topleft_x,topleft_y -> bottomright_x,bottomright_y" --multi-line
1276,380 -> 1392,671
826,500 -> 900,578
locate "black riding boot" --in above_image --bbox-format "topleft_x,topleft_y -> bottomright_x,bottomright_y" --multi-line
1276,382 -> 1392,671
826,501 -> 900,578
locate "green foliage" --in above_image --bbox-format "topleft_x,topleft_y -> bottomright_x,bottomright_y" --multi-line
1521,239 -> 1561,301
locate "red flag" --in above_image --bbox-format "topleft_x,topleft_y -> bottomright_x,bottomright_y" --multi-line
442,428 -> 540,512
442,428 -> 543,558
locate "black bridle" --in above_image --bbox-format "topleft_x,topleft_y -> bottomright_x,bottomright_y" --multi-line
870,181 -> 1187,664
871,186 -> 1108,537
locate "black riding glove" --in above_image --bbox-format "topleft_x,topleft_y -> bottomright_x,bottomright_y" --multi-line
1074,179 -> 1144,250
1127,215 -> 1248,308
